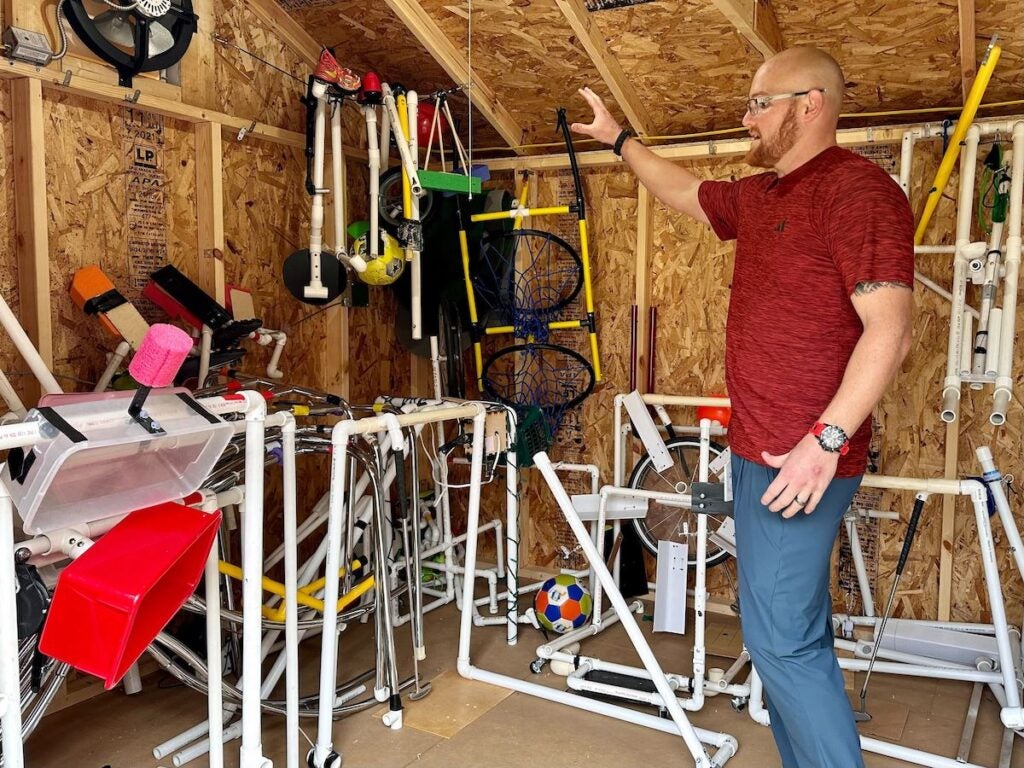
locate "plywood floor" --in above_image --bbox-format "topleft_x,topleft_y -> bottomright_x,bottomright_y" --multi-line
25,599 -> 1022,767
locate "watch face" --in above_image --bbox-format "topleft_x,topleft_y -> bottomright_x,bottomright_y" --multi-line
819,424 -> 846,451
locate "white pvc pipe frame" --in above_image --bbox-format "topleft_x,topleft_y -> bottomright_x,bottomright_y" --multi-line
521,453 -> 736,767
0,392 -> 275,768
901,119 -> 1024,426
308,402 -> 487,768
615,394 -> 1024,762
528,418 -> 734,730
305,84 -> 366,296
378,396 -> 531,645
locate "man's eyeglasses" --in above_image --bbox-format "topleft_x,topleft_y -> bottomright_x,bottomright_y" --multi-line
745,88 -> 826,117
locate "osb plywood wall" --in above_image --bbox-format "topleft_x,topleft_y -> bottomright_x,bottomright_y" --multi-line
590,0 -> 760,139
772,1 -> 961,114
214,0 -> 382,148
978,1 -> 1024,105
221,139 -> 323,383
214,0 -> 309,135
45,92 -> 199,388
418,0 -> 629,149
0,84 -> 29,407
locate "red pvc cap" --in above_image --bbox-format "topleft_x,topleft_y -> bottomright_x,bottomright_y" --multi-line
696,394 -> 731,428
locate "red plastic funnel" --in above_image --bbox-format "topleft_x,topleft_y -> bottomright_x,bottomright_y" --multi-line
39,502 -> 221,689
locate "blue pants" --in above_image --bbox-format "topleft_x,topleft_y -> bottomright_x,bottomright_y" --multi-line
732,454 -> 864,768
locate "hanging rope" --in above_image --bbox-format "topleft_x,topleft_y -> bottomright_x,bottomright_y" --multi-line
467,0 -> 473,199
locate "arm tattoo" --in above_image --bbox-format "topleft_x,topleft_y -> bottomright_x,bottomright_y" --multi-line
853,280 -> 912,296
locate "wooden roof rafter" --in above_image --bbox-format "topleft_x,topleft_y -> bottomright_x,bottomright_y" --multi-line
249,0 -> 323,68
381,0 -> 527,153
957,0 -> 976,102
554,0 -> 653,138
706,0 -> 782,60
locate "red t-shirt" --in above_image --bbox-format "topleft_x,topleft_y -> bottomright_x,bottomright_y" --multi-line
697,145 -> 914,477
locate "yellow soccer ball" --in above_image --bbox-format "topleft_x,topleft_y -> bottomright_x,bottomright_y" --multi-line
354,231 -> 405,286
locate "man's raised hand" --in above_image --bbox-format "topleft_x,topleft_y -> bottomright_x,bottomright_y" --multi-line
570,87 -> 622,146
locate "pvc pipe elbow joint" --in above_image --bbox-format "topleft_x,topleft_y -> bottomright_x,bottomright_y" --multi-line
1001,707 -> 1024,730
381,413 -> 406,456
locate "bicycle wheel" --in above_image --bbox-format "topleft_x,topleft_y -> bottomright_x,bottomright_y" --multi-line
627,436 -> 732,567
437,295 -> 465,398
378,166 -> 435,232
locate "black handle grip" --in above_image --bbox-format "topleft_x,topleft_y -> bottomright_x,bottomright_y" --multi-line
393,444 -> 410,522
303,76 -> 318,195
896,496 -> 926,575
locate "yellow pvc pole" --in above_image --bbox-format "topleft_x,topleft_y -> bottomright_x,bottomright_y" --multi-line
264,576 -> 375,621
915,41 -> 1001,245
578,218 -> 602,381
471,206 -> 570,223
459,227 -> 485,388
396,93 -> 413,258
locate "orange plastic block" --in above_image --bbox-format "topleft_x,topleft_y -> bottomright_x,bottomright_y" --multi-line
70,265 -> 121,337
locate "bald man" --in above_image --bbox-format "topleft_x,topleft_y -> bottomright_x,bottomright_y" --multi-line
573,48 -> 914,767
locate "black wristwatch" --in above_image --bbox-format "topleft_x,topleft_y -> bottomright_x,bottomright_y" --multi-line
811,422 -> 850,455
613,129 -> 632,157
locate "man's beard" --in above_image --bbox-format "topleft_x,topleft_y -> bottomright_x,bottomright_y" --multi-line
744,104 -> 800,168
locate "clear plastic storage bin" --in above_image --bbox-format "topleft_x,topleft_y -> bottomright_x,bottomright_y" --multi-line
4,389 -> 233,534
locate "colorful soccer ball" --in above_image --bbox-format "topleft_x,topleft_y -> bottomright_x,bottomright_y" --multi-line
534,574 -> 593,633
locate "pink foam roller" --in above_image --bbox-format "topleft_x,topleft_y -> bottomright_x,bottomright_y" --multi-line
129,323 -> 193,388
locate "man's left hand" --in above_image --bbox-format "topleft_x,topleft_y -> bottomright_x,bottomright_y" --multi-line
760,434 -> 840,517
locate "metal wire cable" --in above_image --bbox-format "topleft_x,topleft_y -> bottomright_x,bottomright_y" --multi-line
212,34 -> 306,85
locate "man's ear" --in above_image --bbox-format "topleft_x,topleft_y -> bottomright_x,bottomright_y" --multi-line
804,89 -> 826,118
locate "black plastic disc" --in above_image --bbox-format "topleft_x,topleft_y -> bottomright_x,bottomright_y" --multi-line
283,249 -> 347,305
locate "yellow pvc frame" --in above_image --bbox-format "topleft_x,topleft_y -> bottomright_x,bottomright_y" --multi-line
218,560 -> 374,621
459,176 -> 603,392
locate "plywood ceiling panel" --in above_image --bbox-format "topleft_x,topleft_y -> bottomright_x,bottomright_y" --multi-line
974,0 -> 1024,107
416,0 -> 632,149
590,0 -> 761,140
277,0 -> 1023,152
279,0 -> 509,150
771,0 -> 962,115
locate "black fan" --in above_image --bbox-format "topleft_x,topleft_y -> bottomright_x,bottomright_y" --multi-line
62,0 -> 197,87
